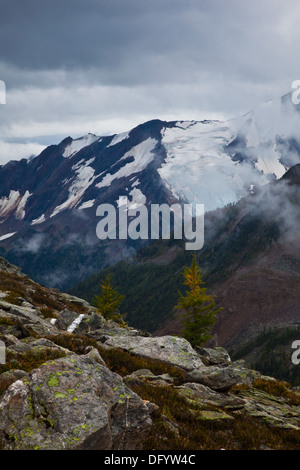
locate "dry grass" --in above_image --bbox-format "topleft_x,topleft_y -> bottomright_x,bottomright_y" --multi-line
253,377 -> 300,406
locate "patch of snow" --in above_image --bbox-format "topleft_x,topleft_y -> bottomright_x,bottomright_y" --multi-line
61,177 -> 73,187
15,190 -> 32,220
67,314 -> 85,333
131,178 -> 140,188
157,95 -> 300,212
116,196 -> 128,209
175,121 -> 197,129
235,96 -> 300,178
128,187 -> 146,209
107,131 -> 130,147
159,121 -> 257,211
78,199 -> 95,210
96,137 -> 157,189
72,157 -> 95,171
0,190 -> 32,220
63,134 -> 100,158
31,214 -> 45,225
254,143 -> 285,177
50,161 -> 96,218
0,190 -> 21,218
159,112 -> 294,211
0,232 -> 17,241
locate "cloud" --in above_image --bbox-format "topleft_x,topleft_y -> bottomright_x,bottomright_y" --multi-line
16,233 -> 46,254
0,0 -> 300,163
0,140 -> 46,165
254,177 -> 300,245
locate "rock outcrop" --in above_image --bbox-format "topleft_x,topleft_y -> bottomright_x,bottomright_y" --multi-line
103,335 -> 205,371
1,257 -> 300,450
0,354 -> 152,450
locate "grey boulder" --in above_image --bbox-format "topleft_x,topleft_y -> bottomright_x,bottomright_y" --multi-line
0,353 -> 152,450
103,335 -> 204,371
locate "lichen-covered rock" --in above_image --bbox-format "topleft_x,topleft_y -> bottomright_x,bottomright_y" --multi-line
6,337 -> 72,356
176,382 -> 245,410
55,309 -> 83,331
0,300 -> 60,337
124,369 -> 175,387
0,369 -> 28,397
195,346 -> 231,366
59,293 -> 95,311
73,312 -> 106,334
84,346 -> 106,366
103,335 -> 204,371
0,257 -> 25,276
186,364 -> 260,391
55,309 -> 141,341
55,309 -> 107,334
234,387 -> 300,430
193,409 -> 234,423
0,354 -> 152,450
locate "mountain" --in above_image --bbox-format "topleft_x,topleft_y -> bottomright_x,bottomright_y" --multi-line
1,256 -> 300,450
70,162 -> 300,376
0,92 -> 300,289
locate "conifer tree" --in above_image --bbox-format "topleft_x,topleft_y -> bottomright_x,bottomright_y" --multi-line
93,274 -> 125,322
176,255 -> 222,347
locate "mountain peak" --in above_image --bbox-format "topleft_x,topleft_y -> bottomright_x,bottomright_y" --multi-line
0,92 -> 300,288
62,133 -> 100,158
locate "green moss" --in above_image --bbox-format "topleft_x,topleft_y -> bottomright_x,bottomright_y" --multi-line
196,410 -> 234,422
54,392 -> 68,399
47,375 -> 60,387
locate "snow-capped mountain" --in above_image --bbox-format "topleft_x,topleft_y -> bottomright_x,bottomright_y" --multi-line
0,91 -> 299,288
159,92 -> 300,209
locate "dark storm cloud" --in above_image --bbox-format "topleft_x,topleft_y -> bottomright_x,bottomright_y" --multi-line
1,0 -> 197,76
1,0 -> 297,86
0,0 -> 300,163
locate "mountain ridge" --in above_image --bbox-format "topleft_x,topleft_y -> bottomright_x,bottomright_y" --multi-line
0,93 -> 300,289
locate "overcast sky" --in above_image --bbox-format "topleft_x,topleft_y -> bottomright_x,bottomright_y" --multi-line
0,0 -> 299,164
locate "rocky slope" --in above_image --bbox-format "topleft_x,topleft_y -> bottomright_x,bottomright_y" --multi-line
1,257 -> 300,450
